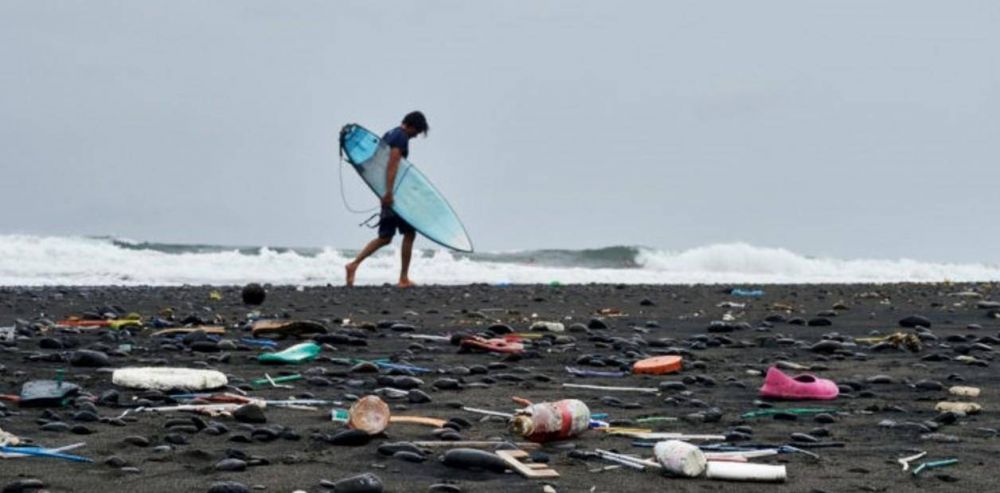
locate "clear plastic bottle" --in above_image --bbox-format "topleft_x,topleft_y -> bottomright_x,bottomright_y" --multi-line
510,399 -> 590,442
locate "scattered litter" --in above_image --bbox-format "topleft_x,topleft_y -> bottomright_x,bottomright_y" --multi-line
730,289 -> 764,297
934,402 -> 981,414
512,399 -> 591,442
258,342 -> 321,364
250,320 -> 327,339
654,440 -> 707,477
740,407 -> 837,419
949,386 -> 980,398
151,325 -> 225,337
112,367 -> 228,391
565,366 -> 627,378
497,449 -> 559,478
705,461 -> 786,482
562,383 -> 659,393
633,355 -> 682,375
897,451 -> 927,471
912,458 -> 958,476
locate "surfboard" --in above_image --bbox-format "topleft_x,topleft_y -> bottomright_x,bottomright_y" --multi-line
339,124 -> 474,252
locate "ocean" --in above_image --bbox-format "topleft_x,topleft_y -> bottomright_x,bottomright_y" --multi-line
1,234 -> 998,286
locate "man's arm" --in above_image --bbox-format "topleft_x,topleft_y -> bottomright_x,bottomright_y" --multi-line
383,147 -> 402,207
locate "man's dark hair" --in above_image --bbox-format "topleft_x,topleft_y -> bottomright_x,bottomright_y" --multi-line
402,111 -> 429,135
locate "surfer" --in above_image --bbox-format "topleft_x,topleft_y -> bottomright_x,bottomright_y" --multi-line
345,111 -> 430,287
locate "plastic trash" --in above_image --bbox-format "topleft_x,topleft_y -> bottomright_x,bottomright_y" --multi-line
912,458 -> 958,476
935,402 -> 981,414
654,440 -> 707,477
511,399 -> 591,442
633,355 -> 683,375
949,386 -> 980,397
705,461 -> 786,482
19,380 -> 80,407
112,367 -> 228,391
258,342 -> 321,364
730,288 -> 764,297
346,395 -> 390,434
0,326 -> 14,342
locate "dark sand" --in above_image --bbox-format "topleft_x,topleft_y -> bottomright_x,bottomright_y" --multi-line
1,283 -> 998,492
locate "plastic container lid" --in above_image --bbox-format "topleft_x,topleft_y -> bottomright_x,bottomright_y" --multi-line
633,355 -> 682,375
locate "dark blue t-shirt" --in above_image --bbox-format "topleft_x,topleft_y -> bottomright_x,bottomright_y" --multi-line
383,127 -> 409,158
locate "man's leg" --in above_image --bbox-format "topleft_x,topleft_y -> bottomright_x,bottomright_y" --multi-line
345,236 -> 391,287
398,231 -> 416,287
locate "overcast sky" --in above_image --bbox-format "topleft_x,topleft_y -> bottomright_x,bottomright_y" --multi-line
1,1 -> 998,262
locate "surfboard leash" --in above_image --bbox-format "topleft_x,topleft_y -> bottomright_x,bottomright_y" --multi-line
337,127 -> 380,216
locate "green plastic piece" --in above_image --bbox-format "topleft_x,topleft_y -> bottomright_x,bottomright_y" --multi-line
913,458 -> 958,476
258,342 -> 321,365
740,407 -> 837,419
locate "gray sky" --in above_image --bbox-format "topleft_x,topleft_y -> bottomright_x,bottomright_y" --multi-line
1,1 -> 998,262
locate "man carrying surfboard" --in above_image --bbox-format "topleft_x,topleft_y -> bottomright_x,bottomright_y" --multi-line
345,111 -> 430,287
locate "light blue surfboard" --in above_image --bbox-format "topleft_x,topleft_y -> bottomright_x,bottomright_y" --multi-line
339,124 -> 473,252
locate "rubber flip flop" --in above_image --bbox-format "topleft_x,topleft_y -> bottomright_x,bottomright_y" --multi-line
633,355 -> 683,375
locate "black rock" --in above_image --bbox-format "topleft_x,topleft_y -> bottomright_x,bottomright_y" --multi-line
324,429 -> 373,446
69,349 -> 110,367
214,458 -> 247,472
232,404 -> 266,424
393,450 -> 426,462
322,473 -> 383,493
808,318 -> 833,327
900,315 -> 932,328
241,283 -> 266,305
441,448 -> 507,473
2,479 -> 46,493
433,378 -> 461,390
207,481 -> 250,493
408,389 -> 433,403
810,340 -> 842,353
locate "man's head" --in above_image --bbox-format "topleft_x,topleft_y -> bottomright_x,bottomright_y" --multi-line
401,111 -> 429,138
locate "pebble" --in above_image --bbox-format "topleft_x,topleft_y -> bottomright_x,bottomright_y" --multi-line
427,484 -> 462,493
69,349 -> 110,367
900,315 -> 932,328
233,404 -> 267,424
207,482 -> 250,493
321,473 -> 384,493
215,458 -> 248,472
324,429 -> 373,446
2,479 -> 46,493
441,448 -> 508,472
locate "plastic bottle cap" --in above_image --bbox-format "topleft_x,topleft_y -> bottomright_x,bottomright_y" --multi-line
633,355 -> 682,375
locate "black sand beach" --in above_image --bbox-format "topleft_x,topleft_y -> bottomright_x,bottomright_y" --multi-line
1,283 -> 997,492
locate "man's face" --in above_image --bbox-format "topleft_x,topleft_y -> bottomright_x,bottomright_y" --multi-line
404,126 -> 421,138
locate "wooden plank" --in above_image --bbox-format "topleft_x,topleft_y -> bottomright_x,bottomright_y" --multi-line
151,326 -> 225,337
496,449 -> 559,478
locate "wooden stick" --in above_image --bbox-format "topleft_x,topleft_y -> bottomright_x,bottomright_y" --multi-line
390,416 -> 448,427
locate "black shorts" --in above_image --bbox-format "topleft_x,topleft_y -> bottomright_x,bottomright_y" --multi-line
377,207 -> 416,239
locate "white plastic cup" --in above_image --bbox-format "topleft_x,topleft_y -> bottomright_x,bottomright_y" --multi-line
705,461 -> 787,482
654,440 -> 707,477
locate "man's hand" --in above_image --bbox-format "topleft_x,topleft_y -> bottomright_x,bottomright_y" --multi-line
381,193 -> 394,207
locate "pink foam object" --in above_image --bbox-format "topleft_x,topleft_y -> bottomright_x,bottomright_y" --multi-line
759,366 -> 839,400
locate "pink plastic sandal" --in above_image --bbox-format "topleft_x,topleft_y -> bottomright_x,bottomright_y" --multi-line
759,367 -> 839,400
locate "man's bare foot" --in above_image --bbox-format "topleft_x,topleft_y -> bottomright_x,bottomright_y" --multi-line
345,263 -> 358,287
398,278 -> 416,288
